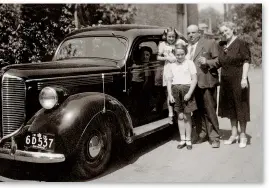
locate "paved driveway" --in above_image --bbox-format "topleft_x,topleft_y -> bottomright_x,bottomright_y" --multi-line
0,68 -> 263,183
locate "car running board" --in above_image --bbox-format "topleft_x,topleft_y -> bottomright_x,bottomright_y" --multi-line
131,118 -> 171,141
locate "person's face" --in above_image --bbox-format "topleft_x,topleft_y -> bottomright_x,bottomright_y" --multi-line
175,49 -> 186,62
187,26 -> 200,44
141,50 -> 151,62
219,25 -> 234,41
167,32 -> 176,45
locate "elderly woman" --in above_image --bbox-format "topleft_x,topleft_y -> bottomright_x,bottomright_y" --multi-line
218,22 -> 251,148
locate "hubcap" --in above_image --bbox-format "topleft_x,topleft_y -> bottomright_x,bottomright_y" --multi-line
88,135 -> 103,158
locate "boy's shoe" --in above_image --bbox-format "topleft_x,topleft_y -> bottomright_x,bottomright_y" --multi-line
177,142 -> 186,149
186,140 -> 192,150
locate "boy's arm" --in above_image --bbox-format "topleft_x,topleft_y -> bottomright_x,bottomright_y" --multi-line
188,73 -> 197,96
186,60 -> 197,96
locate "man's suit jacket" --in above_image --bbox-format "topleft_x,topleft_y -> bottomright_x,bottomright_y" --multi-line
192,38 -> 219,89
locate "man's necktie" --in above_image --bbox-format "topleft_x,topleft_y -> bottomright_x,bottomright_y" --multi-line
189,45 -> 194,60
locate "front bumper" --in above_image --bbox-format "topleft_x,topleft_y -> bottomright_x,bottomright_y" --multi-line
0,148 -> 65,163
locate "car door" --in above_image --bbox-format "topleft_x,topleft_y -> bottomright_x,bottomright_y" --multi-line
124,36 -> 168,127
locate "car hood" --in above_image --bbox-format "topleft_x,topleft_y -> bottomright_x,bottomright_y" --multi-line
2,58 -> 122,80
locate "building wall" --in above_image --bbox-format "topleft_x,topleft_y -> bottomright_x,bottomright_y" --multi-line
134,4 -> 178,27
133,4 -> 198,35
186,4 -> 199,25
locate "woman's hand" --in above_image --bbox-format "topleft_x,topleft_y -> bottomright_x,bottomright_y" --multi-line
169,95 -> 175,104
241,78 -> 248,88
184,92 -> 191,101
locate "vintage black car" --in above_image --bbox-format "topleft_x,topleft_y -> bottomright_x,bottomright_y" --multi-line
0,24 -> 176,179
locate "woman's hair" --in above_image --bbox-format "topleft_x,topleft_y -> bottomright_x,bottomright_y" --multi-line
174,43 -> 188,55
162,27 -> 187,43
219,21 -> 237,35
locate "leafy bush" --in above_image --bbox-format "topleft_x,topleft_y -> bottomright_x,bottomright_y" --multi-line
0,4 -> 22,65
0,4 -> 136,65
232,4 -> 262,66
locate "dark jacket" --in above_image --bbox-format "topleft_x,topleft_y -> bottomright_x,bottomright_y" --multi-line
192,38 -> 219,88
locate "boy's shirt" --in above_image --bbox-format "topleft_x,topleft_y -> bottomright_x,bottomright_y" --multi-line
166,59 -> 197,85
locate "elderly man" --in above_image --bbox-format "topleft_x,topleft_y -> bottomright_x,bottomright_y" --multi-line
186,25 -> 220,148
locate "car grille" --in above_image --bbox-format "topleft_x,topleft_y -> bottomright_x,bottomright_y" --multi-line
2,75 -> 25,137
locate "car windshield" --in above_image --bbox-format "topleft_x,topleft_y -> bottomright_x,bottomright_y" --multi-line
55,36 -> 127,61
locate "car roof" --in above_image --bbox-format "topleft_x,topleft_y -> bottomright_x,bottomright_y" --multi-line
66,24 -> 166,39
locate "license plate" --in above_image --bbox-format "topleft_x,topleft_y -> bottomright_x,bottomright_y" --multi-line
24,132 -> 55,151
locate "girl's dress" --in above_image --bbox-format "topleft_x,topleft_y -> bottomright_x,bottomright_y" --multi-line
156,39 -> 187,87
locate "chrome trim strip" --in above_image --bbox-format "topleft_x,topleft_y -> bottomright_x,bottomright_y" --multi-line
25,72 -> 122,83
0,148 -> 65,163
36,74 -> 114,90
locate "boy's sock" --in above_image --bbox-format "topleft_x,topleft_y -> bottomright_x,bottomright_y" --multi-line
179,135 -> 186,145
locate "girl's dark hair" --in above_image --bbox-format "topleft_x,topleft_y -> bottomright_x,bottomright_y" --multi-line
174,43 -> 188,55
162,27 -> 188,43
139,46 -> 153,56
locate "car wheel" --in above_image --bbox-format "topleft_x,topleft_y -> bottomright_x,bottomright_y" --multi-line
70,118 -> 112,180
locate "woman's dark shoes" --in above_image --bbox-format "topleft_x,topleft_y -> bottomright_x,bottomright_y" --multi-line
177,141 -> 186,149
186,140 -> 192,150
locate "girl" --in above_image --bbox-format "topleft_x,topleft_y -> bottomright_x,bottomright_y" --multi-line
156,27 -> 188,124
131,47 -> 153,121
166,43 -> 197,150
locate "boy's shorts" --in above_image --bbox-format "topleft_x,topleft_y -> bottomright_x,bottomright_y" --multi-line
172,84 -> 197,114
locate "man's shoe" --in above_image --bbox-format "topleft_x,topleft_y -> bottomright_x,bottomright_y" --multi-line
211,140 -> 220,148
194,137 -> 207,144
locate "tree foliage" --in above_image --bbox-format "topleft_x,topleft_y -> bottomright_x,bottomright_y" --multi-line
199,7 -> 223,34
0,4 -> 136,66
230,4 -> 262,66
0,4 -> 22,65
76,4 -> 136,27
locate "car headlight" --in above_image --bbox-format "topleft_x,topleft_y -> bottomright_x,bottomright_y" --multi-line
39,87 -> 58,109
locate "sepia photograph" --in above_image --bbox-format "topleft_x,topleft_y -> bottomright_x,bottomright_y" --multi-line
0,1 -> 263,183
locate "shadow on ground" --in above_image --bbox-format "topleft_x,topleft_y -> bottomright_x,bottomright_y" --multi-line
0,125 -> 178,182
0,126 -> 253,182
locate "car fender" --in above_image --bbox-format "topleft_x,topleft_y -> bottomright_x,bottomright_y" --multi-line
27,92 -> 133,156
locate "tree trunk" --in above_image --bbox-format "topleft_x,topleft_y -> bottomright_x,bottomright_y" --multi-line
74,4 -> 80,29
